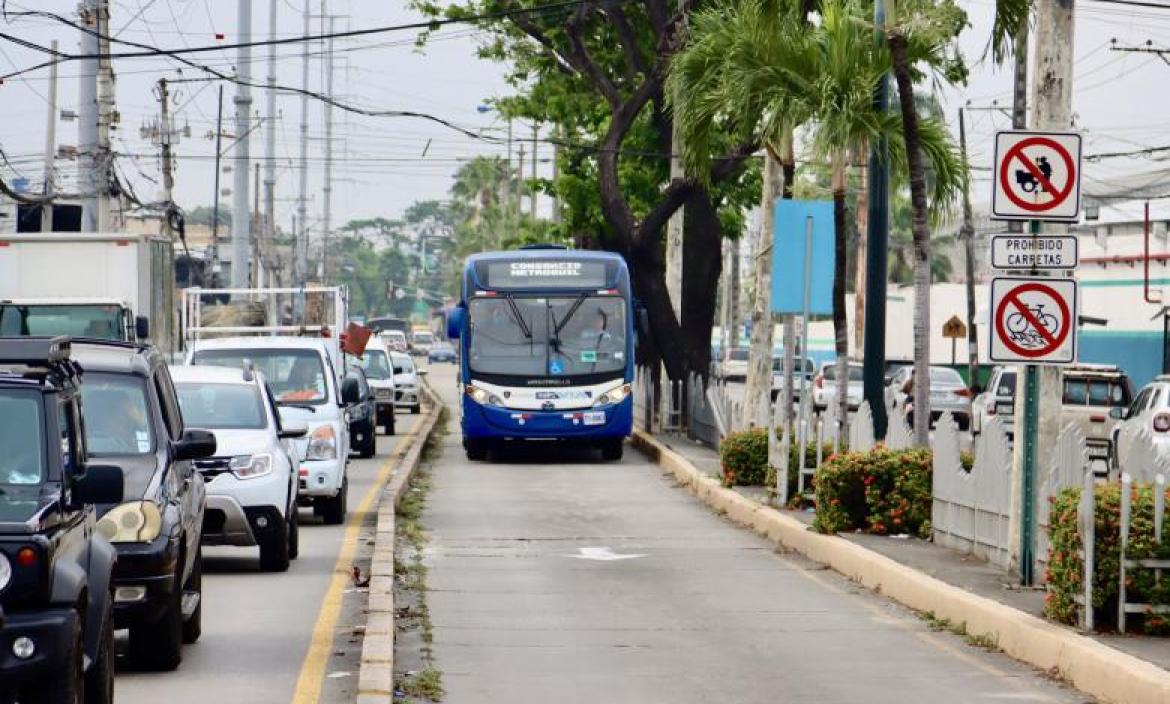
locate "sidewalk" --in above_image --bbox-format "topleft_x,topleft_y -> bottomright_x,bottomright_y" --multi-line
650,433 -> 1170,674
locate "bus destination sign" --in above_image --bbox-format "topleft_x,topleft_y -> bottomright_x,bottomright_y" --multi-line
480,260 -> 610,289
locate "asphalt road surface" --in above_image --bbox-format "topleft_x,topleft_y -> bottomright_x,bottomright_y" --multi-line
421,364 -> 1087,704
112,409 -> 422,704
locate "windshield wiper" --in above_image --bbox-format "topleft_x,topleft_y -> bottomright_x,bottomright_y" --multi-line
503,293 -> 533,339
277,402 -> 318,413
552,293 -> 590,337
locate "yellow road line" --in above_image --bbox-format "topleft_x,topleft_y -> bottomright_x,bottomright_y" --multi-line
290,424 -> 420,704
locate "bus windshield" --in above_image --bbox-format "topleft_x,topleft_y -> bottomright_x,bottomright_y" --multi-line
468,296 -> 627,378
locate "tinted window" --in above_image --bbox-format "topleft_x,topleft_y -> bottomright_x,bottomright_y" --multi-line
176,383 -> 267,430
193,348 -> 329,405
1064,377 -> 1130,408
0,390 -> 44,485
823,365 -> 864,382
996,372 -> 1017,397
728,349 -> 749,362
0,303 -> 125,340
81,373 -> 155,456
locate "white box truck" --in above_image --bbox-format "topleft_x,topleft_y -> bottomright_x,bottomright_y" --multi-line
0,232 -> 176,353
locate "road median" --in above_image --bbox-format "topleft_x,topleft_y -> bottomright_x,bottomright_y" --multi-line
357,384 -> 444,704
631,429 -> 1170,704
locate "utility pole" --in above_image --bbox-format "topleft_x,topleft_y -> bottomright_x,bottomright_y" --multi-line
211,85 -> 225,271
232,0 -> 254,288
862,0 -> 891,437
79,0 -> 114,232
1009,0 -> 1076,587
530,124 -> 538,217
254,163 -> 262,286
40,40 -> 58,233
516,142 -> 525,225
156,78 -> 176,239
296,0 -> 310,285
321,11 -> 336,283
264,0 -> 278,284
505,118 -> 513,245
551,128 -> 562,226
958,108 -> 980,397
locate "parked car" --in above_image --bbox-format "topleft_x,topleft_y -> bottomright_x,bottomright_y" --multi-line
428,340 -> 457,364
390,350 -> 424,414
972,366 -> 1017,438
381,330 -> 408,353
1059,365 -> 1132,469
73,339 -> 217,671
771,356 -> 815,402
0,337 -> 124,703
719,347 -> 750,381
886,365 -> 973,430
813,360 -> 865,412
344,365 -> 378,459
187,337 -> 358,525
1111,374 -> 1170,473
360,338 -> 397,435
171,364 -> 308,572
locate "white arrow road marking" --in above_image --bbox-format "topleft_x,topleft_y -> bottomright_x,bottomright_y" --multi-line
566,546 -> 646,561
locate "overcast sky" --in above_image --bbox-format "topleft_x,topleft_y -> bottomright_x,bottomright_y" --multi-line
0,1 -> 1168,236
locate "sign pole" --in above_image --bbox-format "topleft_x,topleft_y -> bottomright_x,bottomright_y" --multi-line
796,215 -> 813,495
1018,218 -> 1042,586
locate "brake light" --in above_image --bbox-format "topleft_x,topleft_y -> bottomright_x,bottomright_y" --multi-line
1154,413 -> 1170,433
954,388 -> 972,398
1090,415 -> 1106,424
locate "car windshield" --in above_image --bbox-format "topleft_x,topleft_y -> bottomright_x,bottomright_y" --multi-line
81,373 -> 155,456
414,332 -> 434,344
468,296 -> 627,377
728,349 -> 749,362
362,349 -> 393,380
175,383 -> 266,430
0,390 -> 44,485
823,365 -> 864,382
0,303 -> 125,341
772,358 -> 814,374
391,352 -> 415,375
996,372 -> 1017,396
193,348 -> 329,405
930,368 -> 964,385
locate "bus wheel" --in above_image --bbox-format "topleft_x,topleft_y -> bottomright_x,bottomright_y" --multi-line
601,439 -> 624,462
465,439 -> 489,462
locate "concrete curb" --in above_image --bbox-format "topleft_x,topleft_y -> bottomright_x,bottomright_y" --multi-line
631,429 -> 1170,704
356,384 -> 444,704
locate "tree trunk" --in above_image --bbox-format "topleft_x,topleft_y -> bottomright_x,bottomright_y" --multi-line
743,151 -> 782,428
853,145 -> 869,356
831,153 -> 849,441
780,136 -> 798,434
890,33 -> 933,448
681,191 -> 724,380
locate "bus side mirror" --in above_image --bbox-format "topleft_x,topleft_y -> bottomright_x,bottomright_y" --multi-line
447,306 -> 465,340
135,316 -> 150,340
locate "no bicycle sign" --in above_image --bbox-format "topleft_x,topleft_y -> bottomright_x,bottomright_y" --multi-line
992,131 -> 1082,222
989,277 -> 1078,365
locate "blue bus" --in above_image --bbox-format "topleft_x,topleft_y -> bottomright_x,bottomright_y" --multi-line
446,247 -> 636,461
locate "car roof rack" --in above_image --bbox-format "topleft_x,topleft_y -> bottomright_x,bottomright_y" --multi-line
0,336 -> 73,367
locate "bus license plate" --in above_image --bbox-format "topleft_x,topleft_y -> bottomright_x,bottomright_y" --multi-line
583,411 -> 606,426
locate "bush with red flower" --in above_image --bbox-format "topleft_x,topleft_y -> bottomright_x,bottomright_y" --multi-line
812,447 -> 933,539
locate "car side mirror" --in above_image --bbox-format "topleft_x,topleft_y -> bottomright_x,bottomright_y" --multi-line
393,367 -> 405,375
1109,407 -> 1125,420
72,464 -> 124,506
341,377 -> 362,405
279,420 -> 309,440
135,316 -> 150,340
174,428 -> 217,461
447,306 -> 465,340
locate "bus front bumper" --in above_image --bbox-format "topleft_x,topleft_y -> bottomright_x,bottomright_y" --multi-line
462,396 -> 633,440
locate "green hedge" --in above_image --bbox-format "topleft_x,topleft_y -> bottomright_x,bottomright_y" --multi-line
1046,483 -> 1170,634
812,447 -> 933,539
720,428 -> 769,487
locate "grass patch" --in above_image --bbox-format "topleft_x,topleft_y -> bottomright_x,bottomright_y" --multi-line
964,632 -> 1000,651
396,665 -> 444,700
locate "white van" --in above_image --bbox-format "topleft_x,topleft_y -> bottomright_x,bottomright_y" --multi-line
186,337 -> 356,524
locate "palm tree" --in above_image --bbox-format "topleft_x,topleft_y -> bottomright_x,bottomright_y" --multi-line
886,0 -> 967,445
450,156 -> 509,232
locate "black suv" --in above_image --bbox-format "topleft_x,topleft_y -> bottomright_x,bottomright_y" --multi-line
71,340 -> 216,671
0,337 -> 124,704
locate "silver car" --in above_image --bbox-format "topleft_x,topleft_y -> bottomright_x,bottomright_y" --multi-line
886,366 -> 972,430
771,356 -> 815,402
972,366 -> 1016,438
812,361 -> 864,411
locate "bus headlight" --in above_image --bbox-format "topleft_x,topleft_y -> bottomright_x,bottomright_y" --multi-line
97,501 -> 163,543
595,384 -> 631,407
465,385 -> 503,407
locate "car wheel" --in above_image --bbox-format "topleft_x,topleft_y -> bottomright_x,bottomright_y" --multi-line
181,549 -> 202,644
321,476 -> 348,525
357,421 -> 377,458
23,612 -> 83,704
410,403 -> 421,415
84,598 -> 115,704
260,513 -> 292,572
288,504 -> 300,560
465,439 -> 488,462
129,564 -> 183,671
601,439 -> 624,462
